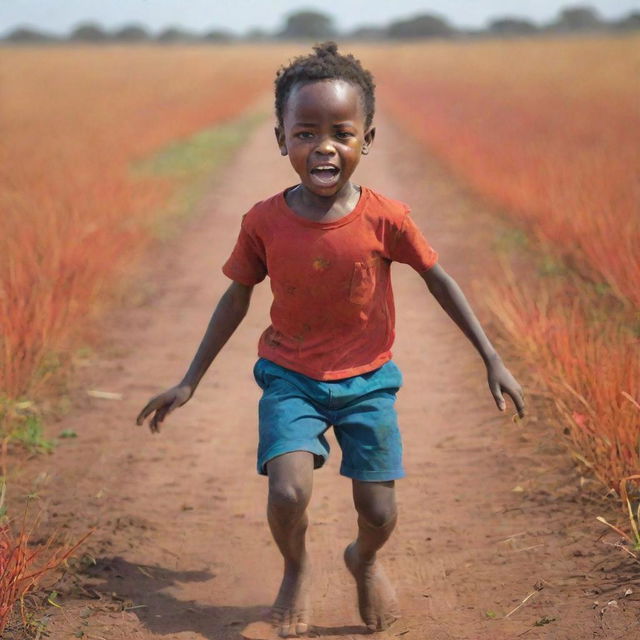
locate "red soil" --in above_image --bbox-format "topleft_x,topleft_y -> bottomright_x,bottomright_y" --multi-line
7,115 -> 638,639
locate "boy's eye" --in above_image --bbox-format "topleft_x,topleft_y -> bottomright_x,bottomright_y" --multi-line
336,131 -> 353,139
296,131 -> 314,139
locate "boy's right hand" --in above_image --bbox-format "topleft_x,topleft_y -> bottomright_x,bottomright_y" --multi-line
136,384 -> 193,434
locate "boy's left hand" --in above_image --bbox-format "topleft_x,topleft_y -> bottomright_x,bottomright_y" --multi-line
486,356 -> 525,419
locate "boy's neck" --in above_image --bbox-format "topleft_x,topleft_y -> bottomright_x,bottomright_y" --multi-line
286,182 -> 361,223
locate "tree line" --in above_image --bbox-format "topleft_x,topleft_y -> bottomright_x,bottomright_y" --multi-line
4,5 -> 640,44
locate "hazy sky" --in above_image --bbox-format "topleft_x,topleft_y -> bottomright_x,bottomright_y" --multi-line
1,0 -> 638,35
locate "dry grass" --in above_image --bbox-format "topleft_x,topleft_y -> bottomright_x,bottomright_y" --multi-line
364,36 -> 640,307
361,37 -> 640,506
486,267 -> 638,490
0,45 -> 291,404
0,516 -> 93,635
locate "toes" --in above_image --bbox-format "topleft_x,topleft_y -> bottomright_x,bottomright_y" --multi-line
282,609 -> 309,638
277,613 -> 309,637
368,615 -> 390,632
363,612 -> 378,632
283,611 -> 309,637
271,594 -> 310,636
278,611 -> 292,637
369,612 -> 399,632
279,626 -> 300,638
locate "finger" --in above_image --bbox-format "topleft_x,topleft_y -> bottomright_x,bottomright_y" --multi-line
150,406 -> 168,433
137,397 -> 161,425
149,409 -> 164,433
490,381 -> 506,411
136,403 -> 152,425
514,387 -> 526,416
515,390 -> 526,418
506,388 -> 526,418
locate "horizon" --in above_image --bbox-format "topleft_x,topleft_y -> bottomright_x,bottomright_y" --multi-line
1,1 -> 638,38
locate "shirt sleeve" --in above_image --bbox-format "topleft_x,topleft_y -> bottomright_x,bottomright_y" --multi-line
387,208 -> 438,272
222,214 -> 268,285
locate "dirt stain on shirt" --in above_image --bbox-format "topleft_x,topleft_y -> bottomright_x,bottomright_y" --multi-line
312,257 -> 331,271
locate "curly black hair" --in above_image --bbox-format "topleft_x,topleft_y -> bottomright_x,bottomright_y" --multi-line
275,41 -> 376,129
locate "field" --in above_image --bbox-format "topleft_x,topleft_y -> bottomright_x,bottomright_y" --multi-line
363,36 -> 640,492
0,45 -> 291,403
365,37 -> 640,307
1,39 -> 639,638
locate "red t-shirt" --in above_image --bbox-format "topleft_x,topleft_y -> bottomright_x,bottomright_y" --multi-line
222,186 -> 438,380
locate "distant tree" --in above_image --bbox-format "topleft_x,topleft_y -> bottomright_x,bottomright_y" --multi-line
348,25 -> 386,40
244,27 -> 269,41
613,11 -> 640,30
70,22 -> 108,42
387,14 -> 454,39
112,24 -> 150,42
202,28 -> 234,42
460,28 -> 486,38
488,17 -> 538,36
4,26 -> 56,43
156,27 -> 197,43
278,10 -> 335,39
552,5 -> 603,30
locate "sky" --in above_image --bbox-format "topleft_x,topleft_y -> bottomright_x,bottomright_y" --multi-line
1,0 -> 638,36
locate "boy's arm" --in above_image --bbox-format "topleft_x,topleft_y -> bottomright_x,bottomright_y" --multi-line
136,280 -> 254,432
420,264 -> 525,418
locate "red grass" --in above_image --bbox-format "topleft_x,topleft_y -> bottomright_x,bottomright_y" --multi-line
365,36 -> 640,308
0,519 -> 92,634
0,46 -> 290,403
360,37 -> 640,495
486,271 -> 639,490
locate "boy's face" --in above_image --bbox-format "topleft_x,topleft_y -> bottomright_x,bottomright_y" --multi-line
275,80 -> 375,198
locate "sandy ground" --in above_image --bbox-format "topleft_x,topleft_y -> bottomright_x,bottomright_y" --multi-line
8,114 -> 639,640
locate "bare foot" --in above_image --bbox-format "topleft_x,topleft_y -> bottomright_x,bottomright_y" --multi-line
344,542 -> 400,632
271,555 -> 312,637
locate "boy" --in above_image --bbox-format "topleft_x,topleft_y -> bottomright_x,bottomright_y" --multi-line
137,42 -> 525,637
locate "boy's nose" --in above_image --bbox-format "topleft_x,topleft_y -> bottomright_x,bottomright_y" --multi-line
315,137 -> 336,155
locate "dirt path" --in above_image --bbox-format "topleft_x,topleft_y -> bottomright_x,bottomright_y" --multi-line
12,114 -> 638,640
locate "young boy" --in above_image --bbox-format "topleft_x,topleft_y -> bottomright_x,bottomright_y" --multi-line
137,42 -> 525,637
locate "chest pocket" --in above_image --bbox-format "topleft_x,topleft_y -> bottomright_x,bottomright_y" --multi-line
349,259 -> 377,305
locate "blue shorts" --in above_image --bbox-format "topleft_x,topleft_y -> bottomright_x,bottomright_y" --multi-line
253,358 -> 404,482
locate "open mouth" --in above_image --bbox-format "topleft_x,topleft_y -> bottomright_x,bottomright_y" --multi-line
310,165 -> 340,186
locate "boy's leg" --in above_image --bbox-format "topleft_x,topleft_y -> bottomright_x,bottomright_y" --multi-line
267,451 -> 314,637
344,479 -> 400,632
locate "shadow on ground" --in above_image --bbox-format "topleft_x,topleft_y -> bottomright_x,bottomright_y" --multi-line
82,556 -> 370,639
82,556 -> 263,639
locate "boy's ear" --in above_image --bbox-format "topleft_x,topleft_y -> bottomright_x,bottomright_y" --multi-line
362,127 -> 376,156
274,125 -> 287,156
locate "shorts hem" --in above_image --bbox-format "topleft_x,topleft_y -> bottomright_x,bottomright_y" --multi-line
339,465 -> 405,482
258,441 -> 328,476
